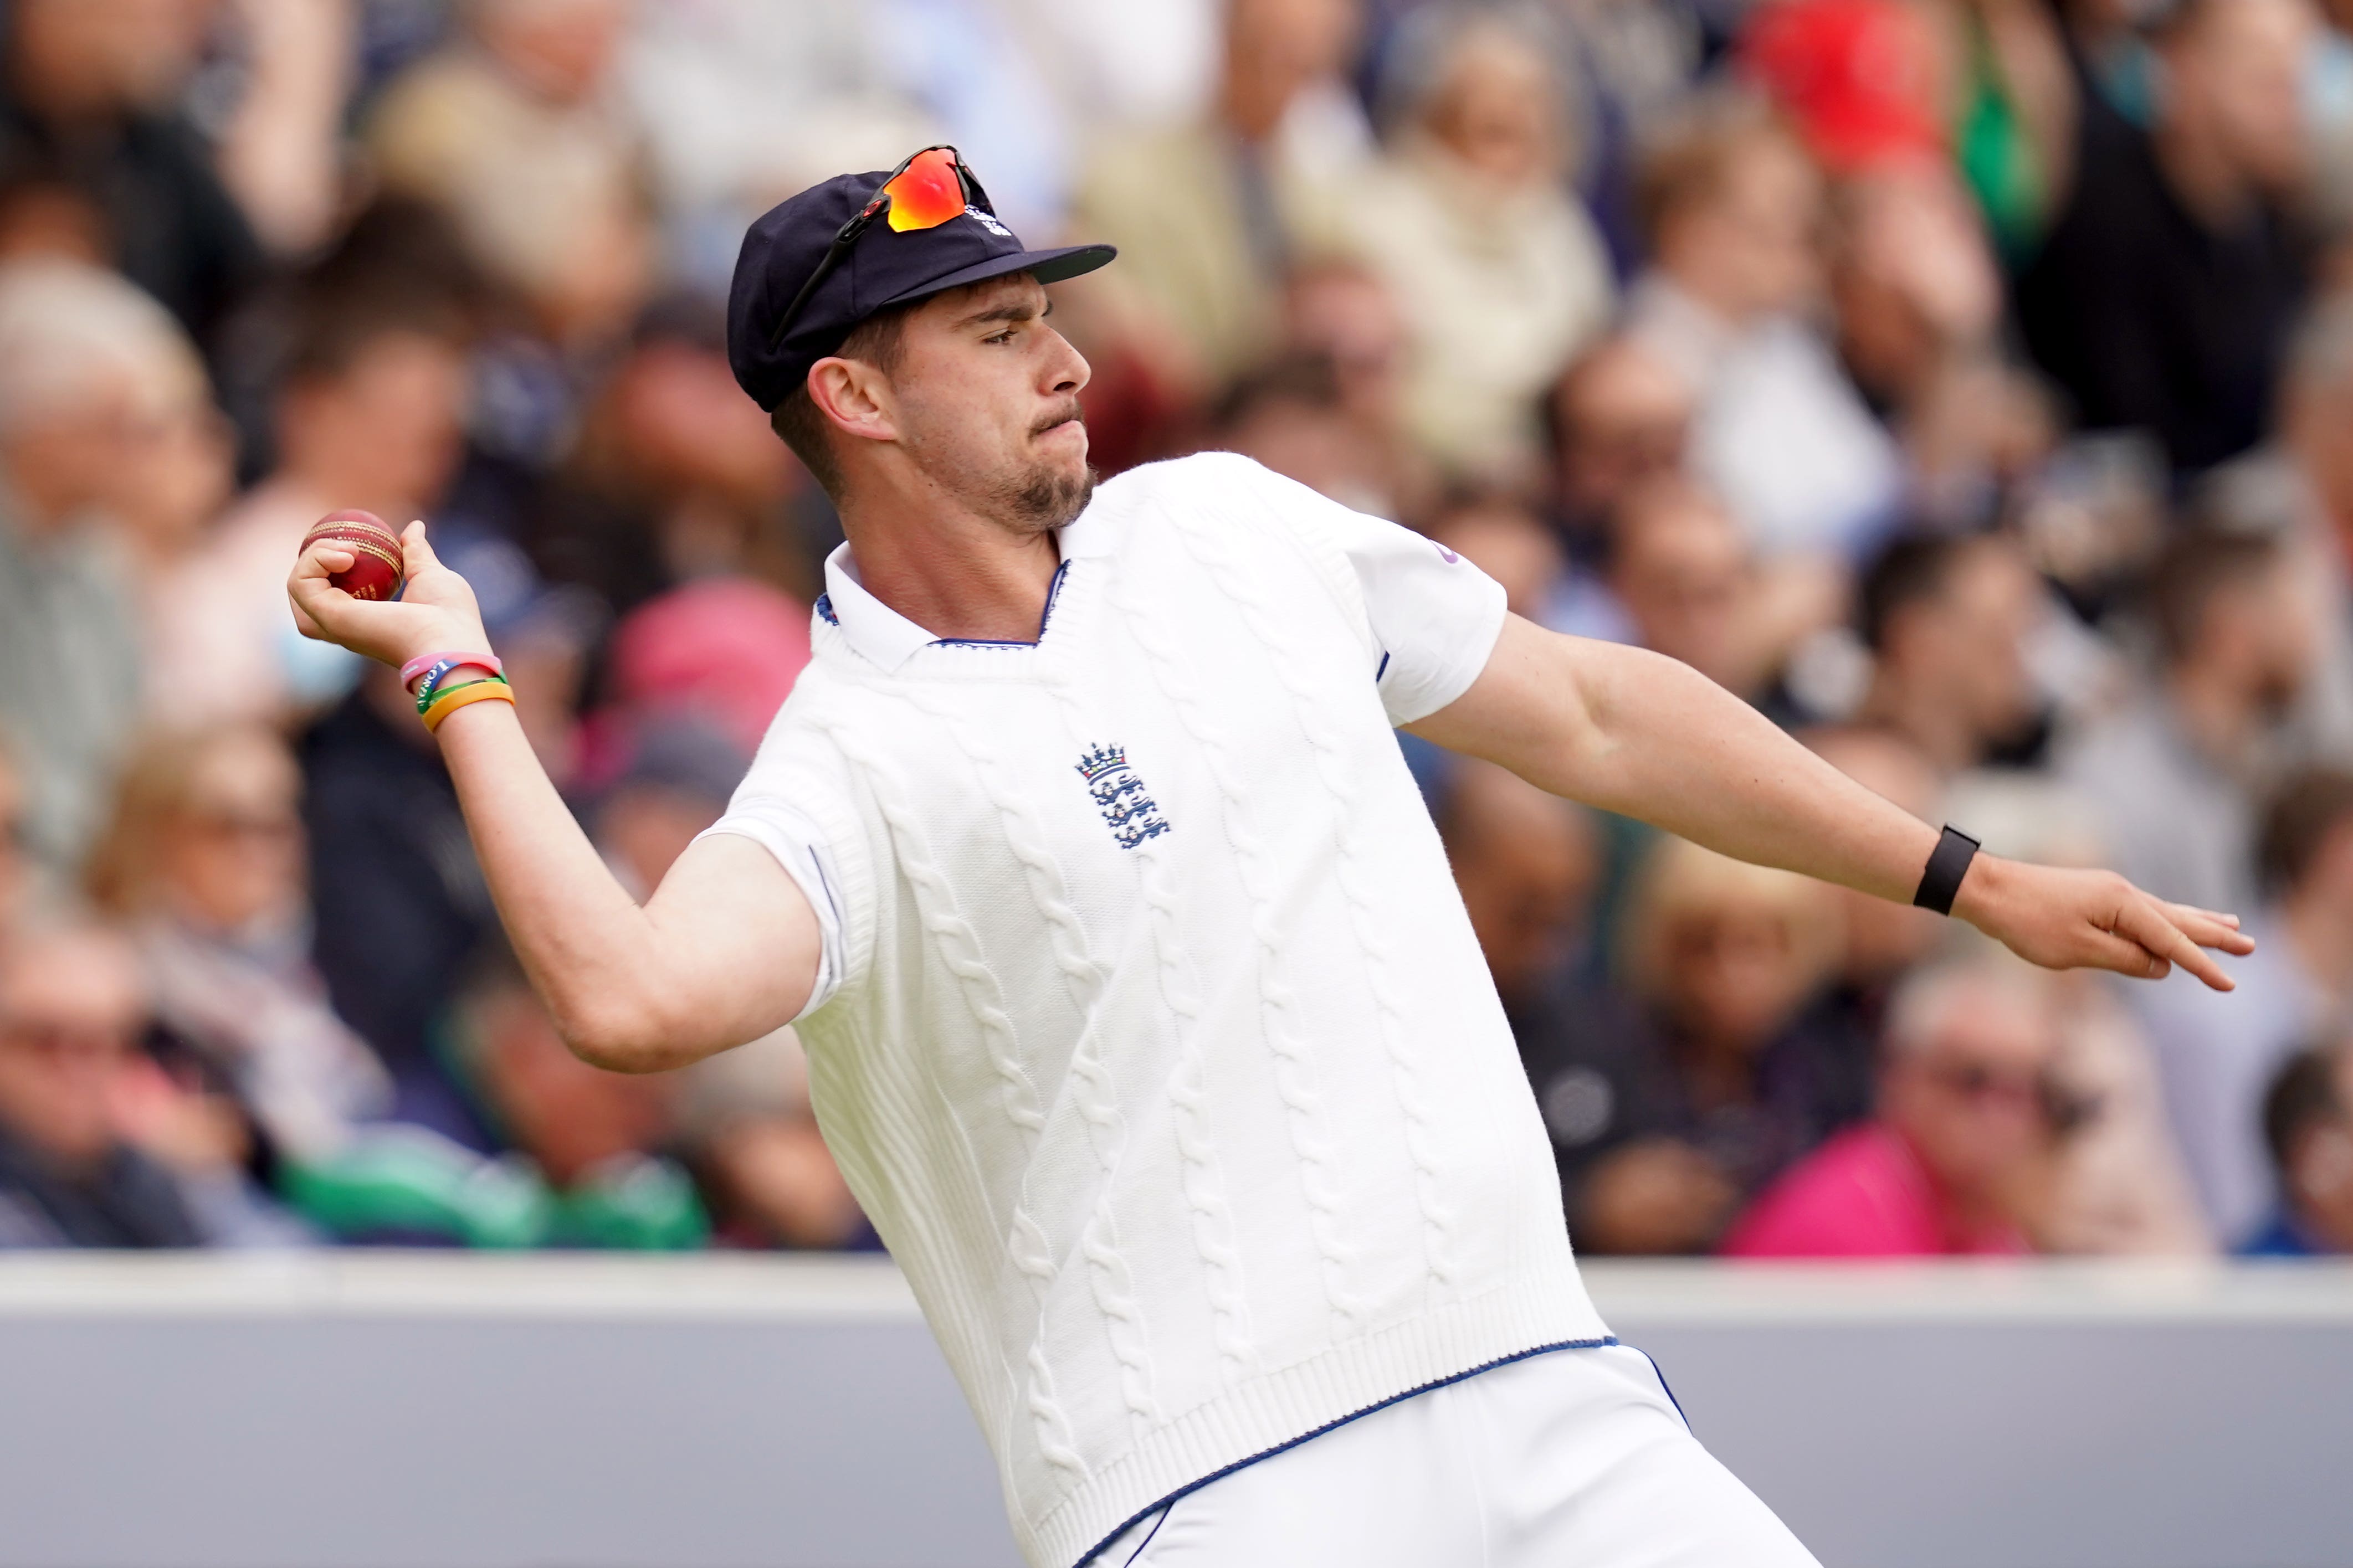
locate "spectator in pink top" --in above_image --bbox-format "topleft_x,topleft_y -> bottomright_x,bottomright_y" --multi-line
1723,957 -> 2062,1258
574,575 -> 815,789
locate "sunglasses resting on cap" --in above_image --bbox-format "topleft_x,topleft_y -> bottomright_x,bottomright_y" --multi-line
726,145 -> 1116,412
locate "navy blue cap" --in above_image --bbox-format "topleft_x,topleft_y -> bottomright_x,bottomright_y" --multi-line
727,163 -> 1115,412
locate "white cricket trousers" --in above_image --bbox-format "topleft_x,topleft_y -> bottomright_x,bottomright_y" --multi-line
1081,1342 -> 1821,1567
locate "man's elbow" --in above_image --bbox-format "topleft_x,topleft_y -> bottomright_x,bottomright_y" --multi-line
551,992 -> 696,1074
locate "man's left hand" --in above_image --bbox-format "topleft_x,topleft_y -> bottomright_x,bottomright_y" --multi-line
1954,857 -> 2255,990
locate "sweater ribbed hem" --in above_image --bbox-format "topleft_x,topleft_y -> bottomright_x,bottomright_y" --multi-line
1025,1252 -> 1609,1568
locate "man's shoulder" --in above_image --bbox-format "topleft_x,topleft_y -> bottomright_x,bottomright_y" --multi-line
1090,450 -> 1279,510
748,667 -> 859,758
1074,455 -> 1395,652
1072,452 -> 1296,554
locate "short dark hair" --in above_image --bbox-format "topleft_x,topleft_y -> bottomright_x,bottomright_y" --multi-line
2263,1041 -> 2348,1177
1859,533 -> 1976,654
768,306 -> 913,498
2257,768 -> 2353,896
2149,528 -> 2282,663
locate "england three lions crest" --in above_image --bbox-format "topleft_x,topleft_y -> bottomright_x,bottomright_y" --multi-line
1074,743 -> 1170,850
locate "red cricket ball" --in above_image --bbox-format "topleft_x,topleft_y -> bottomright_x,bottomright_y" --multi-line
301,510 -> 406,602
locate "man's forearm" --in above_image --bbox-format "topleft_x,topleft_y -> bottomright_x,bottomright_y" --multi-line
1417,614 -> 2251,990
429,699 -> 680,1063
1414,616 -> 1941,906
1571,640 -> 1940,903
285,520 -> 821,1063
430,696 -> 820,1068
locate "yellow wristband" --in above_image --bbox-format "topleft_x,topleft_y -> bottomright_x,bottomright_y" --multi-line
421,678 -> 516,733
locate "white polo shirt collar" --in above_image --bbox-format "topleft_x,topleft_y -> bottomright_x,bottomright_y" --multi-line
815,503 -> 1113,672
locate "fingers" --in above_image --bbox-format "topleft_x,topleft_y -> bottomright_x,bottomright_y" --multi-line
289,539 -> 382,646
2078,924 -> 2171,981
400,519 -> 440,578
1994,865 -> 2249,988
288,542 -> 355,619
2157,901 -> 2257,955
291,540 -> 355,584
2115,894 -> 2234,992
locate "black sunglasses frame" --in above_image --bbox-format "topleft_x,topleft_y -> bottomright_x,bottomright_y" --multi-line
766,145 -> 984,353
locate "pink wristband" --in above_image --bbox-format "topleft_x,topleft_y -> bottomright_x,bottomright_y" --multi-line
399,650 -> 503,688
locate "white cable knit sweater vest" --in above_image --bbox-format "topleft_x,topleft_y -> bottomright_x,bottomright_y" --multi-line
712,454 -> 1610,1567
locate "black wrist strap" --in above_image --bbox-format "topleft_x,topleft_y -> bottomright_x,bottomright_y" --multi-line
1913,825 -> 1981,916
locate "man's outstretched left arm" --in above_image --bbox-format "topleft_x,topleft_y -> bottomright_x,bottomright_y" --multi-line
1408,614 -> 2254,990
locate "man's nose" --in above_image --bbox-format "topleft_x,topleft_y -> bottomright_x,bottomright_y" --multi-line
1045,330 -> 1091,397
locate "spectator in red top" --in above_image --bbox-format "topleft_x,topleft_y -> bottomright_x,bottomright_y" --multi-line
1723,956 -> 2062,1258
1739,0 -> 1949,176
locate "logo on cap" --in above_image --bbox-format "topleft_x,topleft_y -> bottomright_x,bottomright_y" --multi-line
965,205 -> 1012,238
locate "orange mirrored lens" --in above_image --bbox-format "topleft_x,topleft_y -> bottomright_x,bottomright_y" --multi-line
883,149 -> 966,233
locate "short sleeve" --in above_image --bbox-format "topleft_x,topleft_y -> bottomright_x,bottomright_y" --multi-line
695,741 -> 862,1022
1238,459 -> 1509,724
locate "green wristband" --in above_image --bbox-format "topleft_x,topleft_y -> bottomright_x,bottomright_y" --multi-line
415,670 -> 509,716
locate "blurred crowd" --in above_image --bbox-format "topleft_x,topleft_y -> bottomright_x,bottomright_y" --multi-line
1,0 -> 2352,1261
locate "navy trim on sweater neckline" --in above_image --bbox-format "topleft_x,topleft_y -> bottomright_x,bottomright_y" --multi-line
930,558 -> 1071,650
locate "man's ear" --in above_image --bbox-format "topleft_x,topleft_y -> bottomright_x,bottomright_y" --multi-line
806,356 -> 898,446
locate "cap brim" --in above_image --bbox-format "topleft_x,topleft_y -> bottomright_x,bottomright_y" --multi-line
878,243 -> 1116,310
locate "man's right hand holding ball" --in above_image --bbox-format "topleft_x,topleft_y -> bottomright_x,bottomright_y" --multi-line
288,518 -> 489,675
283,511 -> 826,1075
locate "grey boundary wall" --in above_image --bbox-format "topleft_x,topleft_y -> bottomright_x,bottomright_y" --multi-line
0,1255 -> 2347,1568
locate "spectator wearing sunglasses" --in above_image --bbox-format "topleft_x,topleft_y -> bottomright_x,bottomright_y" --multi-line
84,727 -> 393,1175
1723,956 -> 2062,1258
0,920 -> 201,1249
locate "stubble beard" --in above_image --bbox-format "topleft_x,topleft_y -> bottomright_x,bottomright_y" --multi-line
972,400 -> 1096,537
989,458 -> 1097,536
910,396 -> 1098,537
